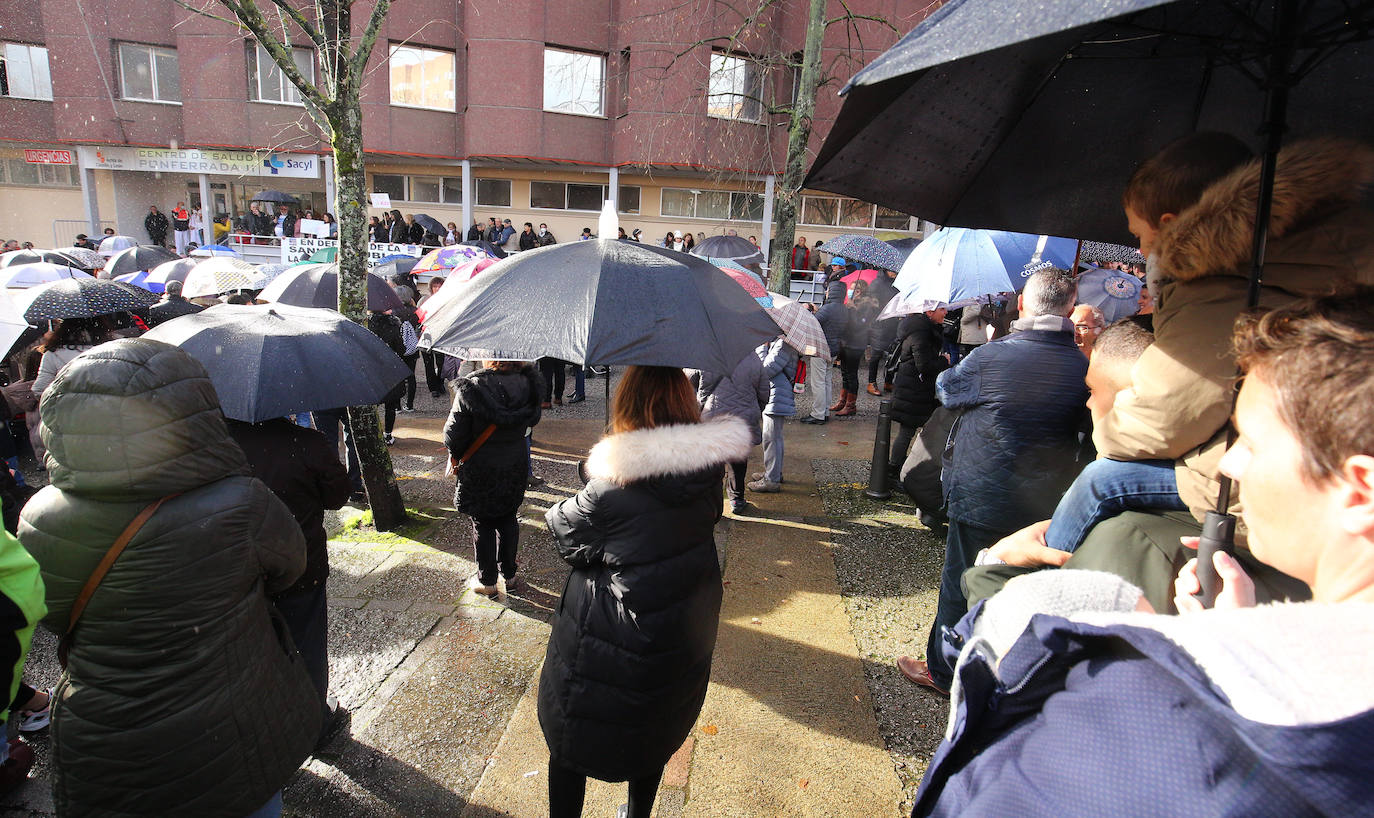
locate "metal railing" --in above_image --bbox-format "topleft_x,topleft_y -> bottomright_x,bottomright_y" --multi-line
51,219 -> 115,248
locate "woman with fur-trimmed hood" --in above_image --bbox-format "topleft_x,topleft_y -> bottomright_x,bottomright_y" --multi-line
538,365 -> 752,818
1097,135 -> 1374,536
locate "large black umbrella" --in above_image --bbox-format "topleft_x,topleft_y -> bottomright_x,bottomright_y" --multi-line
251,190 -> 300,205
461,239 -> 507,259
143,304 -> 410,422
804,0 -> 1374,246
0,249 -> 85,269
19,277 -> 159,322
411,214 -> 446,237
257,263 -> 404,312
886,237 -> 922,268
691,235 -> 765,266
105,245 -> 180,276
419,239 -> 780,373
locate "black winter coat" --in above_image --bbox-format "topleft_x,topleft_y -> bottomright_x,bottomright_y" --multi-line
146,296 -> 204,327
866,273 -> 901,350
842,295 -> 879,351
444,366 -> 543,518
408,221 -> 425,244
467,224 -> 484,241
814,280 -> 848,358
889,313 -> 948,428
144,212 -> 169,241
937,324 -> 1089,531
539,416 -> 753,781
368,313 -> 407,403
390,221 -> 408,243
518,229 -> 538,251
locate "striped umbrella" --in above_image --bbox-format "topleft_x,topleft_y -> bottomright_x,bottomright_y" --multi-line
182,257 -> 261,298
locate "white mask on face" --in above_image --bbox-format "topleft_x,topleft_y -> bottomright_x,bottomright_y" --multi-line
538,228 -> 547,236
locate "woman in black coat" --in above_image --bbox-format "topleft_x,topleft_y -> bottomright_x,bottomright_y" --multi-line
444,361 -> 543,594
835,279 -> 878,416
888,306 -> 950,468
539,366 -> 752,818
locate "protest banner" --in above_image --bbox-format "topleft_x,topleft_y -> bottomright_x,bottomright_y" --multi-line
281,237 -> 424,265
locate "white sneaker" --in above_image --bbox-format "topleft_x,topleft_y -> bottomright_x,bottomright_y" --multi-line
468,576 -> 498,596
16,688 -> 51,732
747,479 -> 781,493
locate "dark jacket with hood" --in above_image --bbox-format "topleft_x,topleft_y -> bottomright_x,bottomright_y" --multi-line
146,294 -> 203,327
889,313 -> 949,428
443,365 -> 543,518
144,211 -> 168,242
539,415 -> 753,782
842,293 -> 880,351
814,280 -> 849,359
866,271 -> 901,351
18,339 -> 319,817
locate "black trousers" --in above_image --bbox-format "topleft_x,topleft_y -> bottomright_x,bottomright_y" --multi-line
472,513 -> 519,585
548,761 -> 664,818
839,347 -> 864,393
422,350 -> 445,394
727,460 -> 747,504
402,353 -> 419,409
273,582 -> 332,727
539,358 -> 565,403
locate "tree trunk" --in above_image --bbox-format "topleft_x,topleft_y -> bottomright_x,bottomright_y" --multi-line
768,0 -> 827,295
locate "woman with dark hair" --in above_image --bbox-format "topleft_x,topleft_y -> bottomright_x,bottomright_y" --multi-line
366,310 -> 406,444
445,360 -> 543,595
388,210 -> 407,244
834,279 -> 878,417
539,366 -> 751,818
33,318 -> 113,396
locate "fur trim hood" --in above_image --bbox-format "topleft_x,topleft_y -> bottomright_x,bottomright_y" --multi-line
1154,138 -> 1374,282
586,415 -> 752,485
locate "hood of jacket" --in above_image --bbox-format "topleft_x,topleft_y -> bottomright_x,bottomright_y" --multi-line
455,365 -> 543,427
39,338 -> 249,502
1154,138 -> 1374,284
586,415 -> 752,494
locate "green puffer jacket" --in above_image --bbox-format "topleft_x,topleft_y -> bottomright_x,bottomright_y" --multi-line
17,339 -> 320,818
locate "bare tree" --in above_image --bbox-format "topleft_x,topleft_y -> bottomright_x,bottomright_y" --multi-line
177,0 -> 408,529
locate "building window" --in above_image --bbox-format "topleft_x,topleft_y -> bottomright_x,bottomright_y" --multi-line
529,181 -> 640,213
372,174 -> 406,202
617,47 -> 631,118
371,173 -> 462,204
250,44 -> 313,105
707,53 -> 762,122
475,179 -> 512,207
118,43 -> 180,103
38,163 -> 78,186
800,195 -> 889,229
660,188 -> 765,221
0,157 -> 77,187
543,48 -> 605,117
617,185 -> 640,215
1,43 -> 53,101
388,44 -> 455,111
875,207 -> 912,231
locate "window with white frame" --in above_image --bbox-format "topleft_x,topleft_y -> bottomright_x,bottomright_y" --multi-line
707,53 -> 762,122
388,44 -> 455,111
660,188 -> 765,221
875,206 -> 913,231
250,44 -> 313,104
530,182 -> 641,213
0,158 -> 76,186
1,43 -> 53,100
543,48 -> 605,117
800,195 -> 907,230
370,173 -> 463,204
372,174 -> 406,203
475,179 -> 512,207
118,43 -> 180,103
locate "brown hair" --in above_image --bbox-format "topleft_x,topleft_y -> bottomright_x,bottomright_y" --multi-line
484,360 -> 521,374
1233,286 -> 1374,483
609,365 -> 701,435
1122,132 -> 1253,225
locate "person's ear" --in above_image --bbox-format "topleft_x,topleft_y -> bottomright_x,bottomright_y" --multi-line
1157,212 -> 1177,228
1338,455 -> 1374,537
1017,293 -> 1025,313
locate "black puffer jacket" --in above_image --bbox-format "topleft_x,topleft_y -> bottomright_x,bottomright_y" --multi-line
444,365 -> 543,518
937,321 -> 1089,531
539,416 -> 753,781
889,313 -> 949,428
842,294 -> 880,351
814,280 -> 849,358
866,272 -> 901,350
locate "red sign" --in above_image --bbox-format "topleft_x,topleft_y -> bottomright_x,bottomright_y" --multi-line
23,149 -> 73,165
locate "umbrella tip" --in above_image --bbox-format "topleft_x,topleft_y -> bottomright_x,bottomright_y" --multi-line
598,201 -> 617,242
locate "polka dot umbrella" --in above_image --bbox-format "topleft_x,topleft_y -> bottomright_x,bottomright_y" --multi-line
182,257 -> 261,298
17,277 -> 159,322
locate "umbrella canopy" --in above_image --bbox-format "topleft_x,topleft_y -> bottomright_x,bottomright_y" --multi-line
254,263 -> 294,287
145,257 -> 198,287
1079,241 -> 1146,267
893,228 -> 1080,298
105,244 -> 180,276
412,245 -> 489,275
420,240 -> 780,372
257,263 -> 404,312
818,234 -> 903,271
307,247 -> 338,263
886,237 -> 923,268
1077,266 -> 1143,324
97,235 -> 137,257
840,268 -> 880,287
411,214 -> 446,236
805,0 -> 1374,245
189,244 -> 241,258
372,257 -> 420,283
182,257 -> 261,298
415,257 -> 499,323
1,262 -> 94,289
143,303 -> 411,422
692,235 -> 765,266
720,268 -> 772,307
114,271 -> 165,294
0,292 -> 30,362
461,239 -> 507,259
63,248 -> 104,270
18,277 -> 158,322
0,249 -> 85,269
252,190 -> 300,205
764,293 -> 830,359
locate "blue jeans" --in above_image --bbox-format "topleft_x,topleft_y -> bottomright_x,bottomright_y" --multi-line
926,520 -> 1007,689
244,792 -> 282,818
569,365 -> 585,400
1044,459 -> 1187,553
272,583 -> 331,727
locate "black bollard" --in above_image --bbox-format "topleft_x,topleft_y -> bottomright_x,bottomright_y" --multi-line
865,399 -> 892,500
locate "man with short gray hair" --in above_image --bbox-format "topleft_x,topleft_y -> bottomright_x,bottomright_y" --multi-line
146,279 -> 205,327
905,267 -> 1091,694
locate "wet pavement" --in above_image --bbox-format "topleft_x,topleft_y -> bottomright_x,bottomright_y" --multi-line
1,362 -> 948,817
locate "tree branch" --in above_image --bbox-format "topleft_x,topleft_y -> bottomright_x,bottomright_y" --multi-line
217,0 -> 330,108
348,0 -> 394,84
171,0 -> 243,29
266,0 -> 326,48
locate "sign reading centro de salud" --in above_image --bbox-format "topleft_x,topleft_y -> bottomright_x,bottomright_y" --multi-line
77,146 -> 320,178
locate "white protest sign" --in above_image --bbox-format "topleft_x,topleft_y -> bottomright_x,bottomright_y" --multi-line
299,218 -> 330,238
280,237 -> 424,265
370,193 -> 391,208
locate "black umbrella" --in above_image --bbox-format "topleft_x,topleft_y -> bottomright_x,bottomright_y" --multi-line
251,190 -> 300,205
805,0 -> 1374,247
886,237 -> 922,268
19,277 -> 159,322
411,214 -> 446,237
461,239 -> 507,259
419,240 -> 780,373
257,263 -> 404,312
105,245 -> 180,276
142,303 -> 410,422
0,249 -> 85,269
691,235 -> 765,266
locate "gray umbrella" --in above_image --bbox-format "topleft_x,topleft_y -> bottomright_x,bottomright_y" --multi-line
251,190 -> 300,205
411,214 -> 446,236
143,303 -> 410,422
419,239 -> 780,373
19,277 -> 159,322
257,263 -> 404,312
105,245 -> 180,276
0,249 -> 85,269
818,234 -> 902,271
692,235 -> 765,266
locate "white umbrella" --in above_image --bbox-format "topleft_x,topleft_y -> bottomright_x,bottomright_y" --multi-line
97,235 -> 137,257
145,258 -> 198,288
182,257 -> 261,298
0,262 -> 95,290
0,291 -> 32,356
189,244 -> 242,258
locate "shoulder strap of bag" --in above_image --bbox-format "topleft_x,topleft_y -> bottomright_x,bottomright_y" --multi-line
459,424 -> 498,465
60,493 -> 178,667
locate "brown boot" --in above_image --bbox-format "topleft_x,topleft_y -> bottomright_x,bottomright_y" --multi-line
866,383 -> 881,396
835,394 -> 857,416
829,389 -> 848,413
